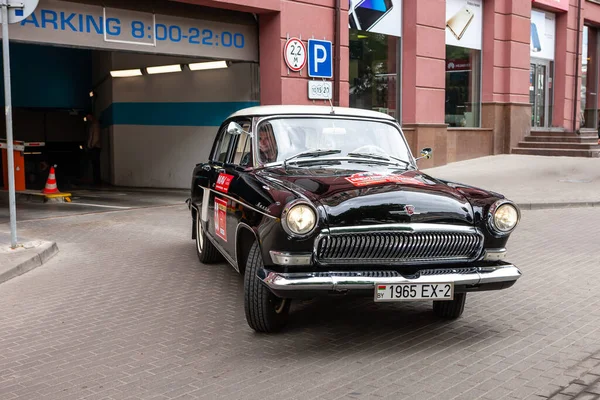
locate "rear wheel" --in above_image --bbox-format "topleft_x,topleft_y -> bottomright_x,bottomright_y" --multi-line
244,241 -> 291,333
433,293 -> 466,319
195,215 -> 222,264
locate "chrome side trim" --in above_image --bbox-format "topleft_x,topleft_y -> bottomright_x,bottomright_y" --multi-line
270,251 -> 312,266
325,223 -> 478,234
206,188 -> 278,220
258,264 -> 522,292
483,249 -> 507,261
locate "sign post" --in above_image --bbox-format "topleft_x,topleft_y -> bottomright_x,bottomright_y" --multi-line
0,0 -> 39,248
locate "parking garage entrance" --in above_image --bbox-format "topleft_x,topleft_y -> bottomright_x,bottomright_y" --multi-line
0,0 -> 259,190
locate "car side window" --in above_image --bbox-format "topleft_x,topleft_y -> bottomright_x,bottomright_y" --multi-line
213,126 -> 233,164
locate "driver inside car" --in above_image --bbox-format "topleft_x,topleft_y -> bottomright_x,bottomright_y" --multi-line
259,123 -> 278,163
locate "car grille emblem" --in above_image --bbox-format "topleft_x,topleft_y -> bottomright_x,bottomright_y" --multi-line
404,205 -> 415,216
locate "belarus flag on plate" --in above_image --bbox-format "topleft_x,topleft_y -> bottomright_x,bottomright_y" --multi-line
378,286 -> 386,291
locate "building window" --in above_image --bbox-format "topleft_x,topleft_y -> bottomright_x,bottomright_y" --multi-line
529,9 -> 556,128
582,26 -> 599,129
444,0 -> 483,128
445,45 -> 481,127
349,30 -> 400,120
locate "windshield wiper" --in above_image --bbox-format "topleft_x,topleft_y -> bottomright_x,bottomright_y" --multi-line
283,149 -> 342,169
347,152 -> 390,161
347,152 -> 413,168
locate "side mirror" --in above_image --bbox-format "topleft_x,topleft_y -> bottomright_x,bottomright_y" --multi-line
420,147 -> 433,159
416,147 -> 433,162
227,121 -> 246,136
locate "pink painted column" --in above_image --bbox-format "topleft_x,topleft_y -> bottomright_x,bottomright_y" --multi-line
259,12 -> 283,105
260,1 -> 349,106
482,0 -> 530,104
481,0 -> 531,153
553,1 -> 583,130
401,0 -> 447,168
401,0 -> 446,124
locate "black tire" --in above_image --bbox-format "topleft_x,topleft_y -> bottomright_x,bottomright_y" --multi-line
195,215 -> 222,264
433,293 -> 466,319
244,241 -> 291,333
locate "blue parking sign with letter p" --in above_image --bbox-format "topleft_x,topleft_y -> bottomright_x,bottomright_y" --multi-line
308,39 -> 333,78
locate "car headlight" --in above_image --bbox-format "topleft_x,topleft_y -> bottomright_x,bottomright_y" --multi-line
282,201 -> 317,237
488,200 -> 520,235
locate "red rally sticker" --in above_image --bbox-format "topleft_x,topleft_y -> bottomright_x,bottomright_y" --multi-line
345,173 -> 389,187
214,198 -> 228,242
345,173 -> 426,187
215,173 -> 234,193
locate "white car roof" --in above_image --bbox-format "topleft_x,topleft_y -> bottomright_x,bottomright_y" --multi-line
228,105 -> 396,121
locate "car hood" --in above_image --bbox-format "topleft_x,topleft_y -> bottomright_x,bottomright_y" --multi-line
257,162 -> 476,227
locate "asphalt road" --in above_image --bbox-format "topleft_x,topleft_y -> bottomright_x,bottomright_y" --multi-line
1,204 -> 600,400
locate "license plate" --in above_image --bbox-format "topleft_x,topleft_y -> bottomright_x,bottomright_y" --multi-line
374,283 -> 454,302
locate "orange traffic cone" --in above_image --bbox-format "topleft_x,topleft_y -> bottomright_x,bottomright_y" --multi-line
42,166 -> 60,194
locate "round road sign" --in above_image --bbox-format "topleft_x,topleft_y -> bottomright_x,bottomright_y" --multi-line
1,0 -> 39,24
284,38 -> 307,72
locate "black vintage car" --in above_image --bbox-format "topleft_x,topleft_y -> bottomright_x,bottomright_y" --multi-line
188,105 -> 522,333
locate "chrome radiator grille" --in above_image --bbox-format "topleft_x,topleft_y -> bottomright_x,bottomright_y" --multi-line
315,230 -> 484,265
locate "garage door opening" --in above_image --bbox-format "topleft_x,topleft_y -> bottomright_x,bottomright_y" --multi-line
0,0 -> 259,191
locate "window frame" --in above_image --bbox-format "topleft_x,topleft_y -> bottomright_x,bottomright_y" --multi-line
444,45 -> 483,128
230,119 -> 253,168
210,124 -> 232,165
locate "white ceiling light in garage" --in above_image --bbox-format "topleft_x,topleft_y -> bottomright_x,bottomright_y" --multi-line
110,69 -> 143,78
188,61 -> 228,71
109,61 -> 229,79
146,64 -> 183,75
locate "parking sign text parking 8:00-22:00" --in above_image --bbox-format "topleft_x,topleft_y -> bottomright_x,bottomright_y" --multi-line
19,9 -> 246,49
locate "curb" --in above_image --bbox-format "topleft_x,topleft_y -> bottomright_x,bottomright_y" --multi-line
0,242 -> 59,285
517,201 -> 600,210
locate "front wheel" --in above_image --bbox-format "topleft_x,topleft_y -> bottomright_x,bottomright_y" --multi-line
433,293 -> 466,319
244,241 -> 291,333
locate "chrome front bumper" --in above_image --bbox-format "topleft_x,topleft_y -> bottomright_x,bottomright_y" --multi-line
258,263 -> 521,297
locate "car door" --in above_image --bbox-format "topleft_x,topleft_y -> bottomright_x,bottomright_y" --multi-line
209,119 -> 253,264
203,123 -> 236,262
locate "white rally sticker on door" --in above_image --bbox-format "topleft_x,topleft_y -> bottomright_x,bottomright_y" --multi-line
214,197 -> 228,241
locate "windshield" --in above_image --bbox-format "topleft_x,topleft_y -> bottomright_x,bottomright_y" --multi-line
256,117 -> 412,165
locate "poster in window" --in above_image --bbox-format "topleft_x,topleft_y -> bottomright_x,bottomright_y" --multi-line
214,198 -> 228,242
348,0 -> 402,37
530,10 -> 555,60
445,0 -> 483,50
